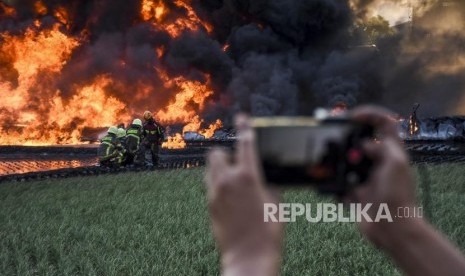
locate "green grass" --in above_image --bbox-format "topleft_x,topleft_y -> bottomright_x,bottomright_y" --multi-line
0,165 -> 464,275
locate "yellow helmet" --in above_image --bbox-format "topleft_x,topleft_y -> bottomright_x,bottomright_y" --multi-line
107,126 -> 118,135
117,128 -> 126,138
143,110 -> 153,121
132,118 -> 143,127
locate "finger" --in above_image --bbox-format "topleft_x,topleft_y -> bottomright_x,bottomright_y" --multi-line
383,138 -> 410,165
234,114 -> 259,168
362,140 -> 384,162
269,187 -> 283,204
347,140 -> 385,204
206,148 -> 230,189
363,137 -> 409,166
341,192 -> 359,206
351,184 -> 372,206
350,105 -> 399,139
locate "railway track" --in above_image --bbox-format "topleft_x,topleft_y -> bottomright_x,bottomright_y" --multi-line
1,141 -> 464,183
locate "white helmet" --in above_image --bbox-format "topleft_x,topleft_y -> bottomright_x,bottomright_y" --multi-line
107,126 -> 118,135
117,128 -> 126,138
132,118 -> 142,127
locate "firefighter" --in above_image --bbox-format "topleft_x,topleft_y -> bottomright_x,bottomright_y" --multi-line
125,118 -> 144,166
117,128 -> 128,166
142,111 -> 165,166
98,126 -> 124,167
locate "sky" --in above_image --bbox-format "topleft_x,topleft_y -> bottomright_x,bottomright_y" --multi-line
374,2 -> 412,26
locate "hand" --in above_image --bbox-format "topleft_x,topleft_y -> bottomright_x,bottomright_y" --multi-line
206,114 -> 284,276
347,106 -> 418,244
348,106 -> 465,276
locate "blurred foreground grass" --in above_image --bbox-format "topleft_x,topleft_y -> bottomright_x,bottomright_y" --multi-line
0,165 -> 464,275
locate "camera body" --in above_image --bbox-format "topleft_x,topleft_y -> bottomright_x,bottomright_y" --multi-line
252,117 -> 374,195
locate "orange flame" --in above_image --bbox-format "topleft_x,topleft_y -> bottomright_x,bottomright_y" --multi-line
54,6 -> 71,29
34,0 -> 48,16
154,69 -> 222,149
141,0 -> 212,38
0,1 -> 222,146
162,133 -> 186,149
155,72 -> 214,124
161,118 -> 223,149
0,24 -> 81,144
156,46 -> 165,59
201,119 -> 223,138
408,115 -> 419,136
141,0 -> 167,22
183,116 -> 222,138
0,2 -> 16,17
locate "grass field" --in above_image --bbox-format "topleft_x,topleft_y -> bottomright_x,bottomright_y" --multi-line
0,165 -> 464,275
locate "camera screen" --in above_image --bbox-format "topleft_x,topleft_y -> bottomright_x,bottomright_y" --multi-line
252,118 -> 355,185
255,123 -> 351,166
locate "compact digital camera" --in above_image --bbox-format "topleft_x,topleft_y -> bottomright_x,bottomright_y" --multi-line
252,117 -> 374,195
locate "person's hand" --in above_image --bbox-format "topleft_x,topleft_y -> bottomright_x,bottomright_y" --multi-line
347,106 -> 418,245
206,114 -> 284,276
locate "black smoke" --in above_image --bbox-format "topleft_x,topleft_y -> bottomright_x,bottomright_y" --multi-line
1,0 -> 465,129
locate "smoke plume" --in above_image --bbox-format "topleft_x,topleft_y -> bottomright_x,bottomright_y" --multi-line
0,0 -> 464,144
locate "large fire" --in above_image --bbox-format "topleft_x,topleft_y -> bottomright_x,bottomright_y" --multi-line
162,118 -> 222,149
0,1 -> 222,148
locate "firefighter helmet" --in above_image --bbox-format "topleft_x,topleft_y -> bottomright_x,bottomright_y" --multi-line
143,110 -> 153,121
117,128 -> 126,138
107,126 -> 118,135
132,118 -> 143,127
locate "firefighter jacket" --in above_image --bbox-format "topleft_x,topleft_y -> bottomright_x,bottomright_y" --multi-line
143,119 -> 164,144
98,133 -> 121,161
126,124 -> 144,153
